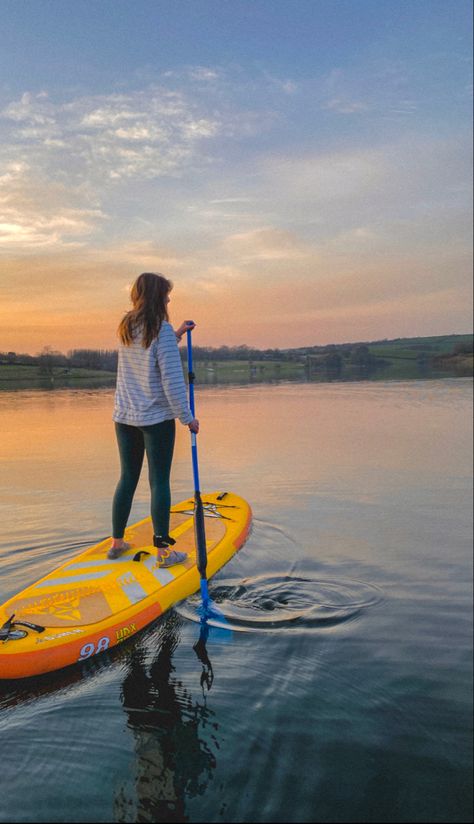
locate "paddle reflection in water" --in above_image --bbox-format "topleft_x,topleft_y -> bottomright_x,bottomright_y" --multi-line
114,614 -> 217,823
193,621 -> 214,695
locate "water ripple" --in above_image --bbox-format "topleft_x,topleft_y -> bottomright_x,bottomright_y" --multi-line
175,574 -> 384,632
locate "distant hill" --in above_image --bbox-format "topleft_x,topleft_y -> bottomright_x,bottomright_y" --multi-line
286,334 -> 473,380
287,333 -> 473,357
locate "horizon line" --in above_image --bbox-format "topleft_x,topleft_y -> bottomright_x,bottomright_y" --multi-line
2,331 -> 473,358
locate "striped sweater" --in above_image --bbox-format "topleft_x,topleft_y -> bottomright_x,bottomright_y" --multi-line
113,321 -> 193,427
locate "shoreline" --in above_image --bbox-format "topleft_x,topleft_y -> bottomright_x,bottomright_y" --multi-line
0,362 -> 472,392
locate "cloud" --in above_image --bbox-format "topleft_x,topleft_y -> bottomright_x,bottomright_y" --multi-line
0,161 -> 107,251
2,91 -> 56,125
258,133 -> 472,243
100,239 -> 190,271
323,98 -> 372,114
0,74 -> 282,256
317,64 -> 419,118
223,227 -> 313,262
262,70 -> 298,95
0,86 -> 222,188
209,197 -> 254,204
0,67 -> 284,195
187,67 -> 220,82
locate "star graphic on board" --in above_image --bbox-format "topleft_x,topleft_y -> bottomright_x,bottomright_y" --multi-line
15,594 -> 83,622
52,602 -> 82,621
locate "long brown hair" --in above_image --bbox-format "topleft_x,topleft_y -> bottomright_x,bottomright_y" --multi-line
118,272 -> 173,348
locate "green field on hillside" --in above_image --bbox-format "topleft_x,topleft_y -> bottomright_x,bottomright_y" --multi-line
0,364 -> 117,387
367,334 -> 473,359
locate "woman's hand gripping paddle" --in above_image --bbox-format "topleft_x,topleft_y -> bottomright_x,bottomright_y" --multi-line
186,326 -> 228,624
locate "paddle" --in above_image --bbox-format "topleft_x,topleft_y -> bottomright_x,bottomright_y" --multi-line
186,325 -> 225,621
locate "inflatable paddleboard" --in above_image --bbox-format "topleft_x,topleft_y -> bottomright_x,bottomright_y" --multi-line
0,492 -> 251,680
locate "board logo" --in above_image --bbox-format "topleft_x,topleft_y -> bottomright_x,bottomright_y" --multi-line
36,628 -> 85,644
116,622 -> 137,642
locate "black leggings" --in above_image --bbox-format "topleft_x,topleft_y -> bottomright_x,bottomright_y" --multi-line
112,419 -> 176,539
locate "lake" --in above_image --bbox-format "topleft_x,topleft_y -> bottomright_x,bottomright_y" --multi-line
0,379 -> 472,823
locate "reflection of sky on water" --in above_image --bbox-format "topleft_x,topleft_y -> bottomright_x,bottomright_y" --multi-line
0,380 -> 472,822
0,380 -> 471,579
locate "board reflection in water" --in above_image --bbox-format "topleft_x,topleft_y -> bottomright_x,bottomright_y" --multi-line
114,615 -> 217,823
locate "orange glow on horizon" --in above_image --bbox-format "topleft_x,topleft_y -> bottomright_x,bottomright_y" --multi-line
0,244 -> 472,354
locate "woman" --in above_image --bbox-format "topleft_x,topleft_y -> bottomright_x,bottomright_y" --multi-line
109,272 -> 199,566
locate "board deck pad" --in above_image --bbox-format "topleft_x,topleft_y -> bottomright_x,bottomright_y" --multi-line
0,492 -> 252,679
9,508 -> 227,627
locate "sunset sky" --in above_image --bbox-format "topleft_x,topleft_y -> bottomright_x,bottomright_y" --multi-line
0,0 -> 472,353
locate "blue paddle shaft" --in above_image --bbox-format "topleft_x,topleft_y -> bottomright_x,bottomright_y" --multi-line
186,327 -> 207,581
186,327 -> 229,625
186,327 -> 201,493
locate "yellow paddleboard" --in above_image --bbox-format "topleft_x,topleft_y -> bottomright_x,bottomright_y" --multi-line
0,492 -> 251,680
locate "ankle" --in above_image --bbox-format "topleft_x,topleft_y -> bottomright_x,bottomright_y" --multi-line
112,538 -> 126,548
153,534 -> 176,549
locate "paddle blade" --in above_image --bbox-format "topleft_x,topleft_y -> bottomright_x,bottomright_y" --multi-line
197,579 -> 231,626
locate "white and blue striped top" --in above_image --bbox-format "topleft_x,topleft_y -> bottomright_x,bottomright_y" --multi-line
113,321 -> 193,427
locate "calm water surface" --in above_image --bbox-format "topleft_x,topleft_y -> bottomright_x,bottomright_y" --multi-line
0,380 -> 472,823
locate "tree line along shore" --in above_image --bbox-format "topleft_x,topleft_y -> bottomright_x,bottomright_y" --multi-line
0,334 -> 472,388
